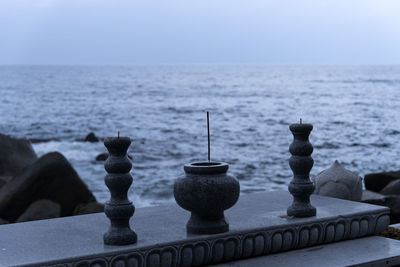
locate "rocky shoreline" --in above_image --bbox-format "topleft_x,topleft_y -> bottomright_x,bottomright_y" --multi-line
362,171 -> 400,223
2,132 -> 400,225
0,133 -> 103,224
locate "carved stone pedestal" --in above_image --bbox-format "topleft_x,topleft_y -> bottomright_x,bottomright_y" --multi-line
287,122 -> 316,217
103,136 -> 137,245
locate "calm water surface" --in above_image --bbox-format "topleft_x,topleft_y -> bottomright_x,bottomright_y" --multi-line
1,65 -> 399,206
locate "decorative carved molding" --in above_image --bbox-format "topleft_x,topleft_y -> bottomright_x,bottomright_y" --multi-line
39,211 -> 389,267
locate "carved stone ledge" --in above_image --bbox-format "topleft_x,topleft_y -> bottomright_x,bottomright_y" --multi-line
0,191 -> 389,267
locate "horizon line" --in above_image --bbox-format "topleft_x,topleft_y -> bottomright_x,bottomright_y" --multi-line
1,63 -> 399,67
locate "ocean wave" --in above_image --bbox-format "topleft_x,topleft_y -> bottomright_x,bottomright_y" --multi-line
386,130 -> 400,135
29,137 -> 60,143
363,79 -> 400,85
310,79 -> 357,84
314,142 -> 340,149
370,143 -> 391,148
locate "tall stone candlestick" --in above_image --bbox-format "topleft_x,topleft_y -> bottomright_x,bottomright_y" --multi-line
103,136 -> 137,245
287,122 -> 316,217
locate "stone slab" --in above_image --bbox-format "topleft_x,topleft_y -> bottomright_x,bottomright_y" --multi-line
0,191 -> 390,267
211,236 -> 400,267
391,223 -> 400,229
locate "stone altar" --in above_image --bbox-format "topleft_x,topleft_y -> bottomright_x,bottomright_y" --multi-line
211,236 -> 400,266
0,191 -> 389,267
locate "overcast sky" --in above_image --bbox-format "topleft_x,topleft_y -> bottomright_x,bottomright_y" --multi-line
1,0 -> 400,64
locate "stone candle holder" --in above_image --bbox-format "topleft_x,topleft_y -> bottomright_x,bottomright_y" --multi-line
287,122 -> 316,217
174,162 -> 240,234
103,136 -> 137,245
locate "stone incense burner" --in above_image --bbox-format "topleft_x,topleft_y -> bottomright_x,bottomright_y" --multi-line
174,161 -> 240,235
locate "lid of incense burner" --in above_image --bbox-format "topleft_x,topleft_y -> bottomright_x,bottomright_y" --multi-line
184,162 -> 229,175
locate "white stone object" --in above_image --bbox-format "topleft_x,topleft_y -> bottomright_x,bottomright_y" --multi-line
313,160 -> 363,201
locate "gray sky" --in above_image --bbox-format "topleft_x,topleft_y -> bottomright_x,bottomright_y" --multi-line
1,0 -> 400,64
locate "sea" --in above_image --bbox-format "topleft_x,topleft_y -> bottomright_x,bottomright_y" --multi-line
1,65 -> 400,207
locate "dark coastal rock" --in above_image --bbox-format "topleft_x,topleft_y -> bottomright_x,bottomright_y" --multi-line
384,196 -> 400,224
16,199 -> 61,222
73,202 -> 104,215
0,177 -> 8,189
381,179 -> 400,196
96,153 -> 108,161
0,152 -> 96,222
85,132 -> 99,142
313,160 -> 363,201
365,171 -> 400,193
0,134 -> 37,177
0,218 -> 9,225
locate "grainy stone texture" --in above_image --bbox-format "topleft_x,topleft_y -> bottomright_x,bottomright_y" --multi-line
314,160 -> 363,201
16,199 -> 61,222
174,162 -> 240,234
287,123 -> 316,217
211,236 -> 400,267
0,191 -> 389,267
85,132 -> 99,142
103,137 -> 137,245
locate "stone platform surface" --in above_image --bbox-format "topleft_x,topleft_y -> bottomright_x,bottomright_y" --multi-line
211,236 -> 400,267
0,191 -> 390,267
